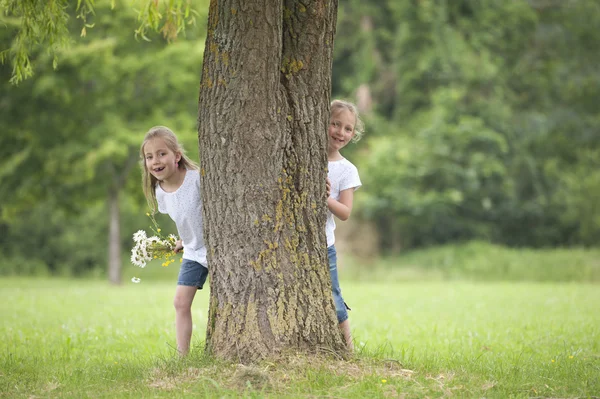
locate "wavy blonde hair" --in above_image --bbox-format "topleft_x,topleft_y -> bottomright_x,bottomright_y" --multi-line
140,126 -> 199,213
330,99 -> 365,142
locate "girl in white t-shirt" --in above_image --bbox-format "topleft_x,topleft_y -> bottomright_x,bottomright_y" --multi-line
326,100 -> 364,351
140,126 -> 208,356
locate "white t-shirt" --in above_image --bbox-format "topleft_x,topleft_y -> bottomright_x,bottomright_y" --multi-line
326,158 -> 362,247
156,169 -> 207,265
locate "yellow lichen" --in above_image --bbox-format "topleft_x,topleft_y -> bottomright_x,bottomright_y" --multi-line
249,244 -> 278,272
281,57 -> 304,79
221,52 -> 230,67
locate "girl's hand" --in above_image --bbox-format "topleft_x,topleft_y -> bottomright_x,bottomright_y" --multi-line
326,177 -> 332,197
174,240 -> 184,253
327,188 -> 355,221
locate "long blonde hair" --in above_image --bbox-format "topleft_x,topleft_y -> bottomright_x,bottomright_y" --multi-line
140,126 -> 199,213
330,99 -> 365,142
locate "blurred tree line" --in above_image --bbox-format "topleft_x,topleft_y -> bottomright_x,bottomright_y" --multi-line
0,0 -> 599,277
334,0 -> 600,250
0,0 -> 207,276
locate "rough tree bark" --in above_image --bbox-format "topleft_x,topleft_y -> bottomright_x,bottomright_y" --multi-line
198,0 -> 345,362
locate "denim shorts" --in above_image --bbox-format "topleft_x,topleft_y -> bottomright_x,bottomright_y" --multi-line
328,245 -> 349,323
177,259 -> 209,289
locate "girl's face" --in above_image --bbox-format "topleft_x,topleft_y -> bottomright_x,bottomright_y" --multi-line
328,109 -> 356,153
143,137 -> 181,182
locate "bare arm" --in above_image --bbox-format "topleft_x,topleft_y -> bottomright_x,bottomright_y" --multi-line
327,188 -> 355,221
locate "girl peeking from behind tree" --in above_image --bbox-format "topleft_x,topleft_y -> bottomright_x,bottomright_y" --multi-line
140,126 -> 208,356
325,100 -> 364,351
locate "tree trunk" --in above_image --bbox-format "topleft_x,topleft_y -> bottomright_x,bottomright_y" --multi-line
198,0 -> 344,362
107,152 -> 137,285
108,187 -> 121,285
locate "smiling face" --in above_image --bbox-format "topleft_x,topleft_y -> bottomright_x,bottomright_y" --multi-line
328,108 -> 356,155
143,137 -> 181,182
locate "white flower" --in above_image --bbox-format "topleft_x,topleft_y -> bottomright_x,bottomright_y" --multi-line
140,242 -> 152,262
131,277 -> 141,283
130,252 -> 146,268
147,236 -> 161,245
131,241 -> 150,268
133,230 -> 146,243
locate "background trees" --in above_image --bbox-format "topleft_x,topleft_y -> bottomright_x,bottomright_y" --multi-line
0,0 -> 207,279
1,0 -> 599,281
336,0 -> 600,250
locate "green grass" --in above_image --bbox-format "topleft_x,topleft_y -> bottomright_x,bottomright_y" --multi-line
344,241 -> 600,282
1,276 -> 598,398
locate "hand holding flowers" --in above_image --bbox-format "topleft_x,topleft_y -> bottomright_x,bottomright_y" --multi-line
130,213 -> 181,283
130,229 -> 178,268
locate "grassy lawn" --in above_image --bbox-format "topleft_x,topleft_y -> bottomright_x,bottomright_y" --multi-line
1,277 -> 598,398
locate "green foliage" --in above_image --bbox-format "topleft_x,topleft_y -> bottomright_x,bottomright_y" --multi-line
0,0 -> 205,210
0,201 -> 107,276
2,0 -> 600,277
334,0 -> 600,249
0,0 -> 199,83
360,90 -> 511,248
0,1 -> 207,276
553,150 -> 600,246
0,0 -> 73,83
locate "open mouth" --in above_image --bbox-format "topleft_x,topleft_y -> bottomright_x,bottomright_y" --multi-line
153,166 -> 165,173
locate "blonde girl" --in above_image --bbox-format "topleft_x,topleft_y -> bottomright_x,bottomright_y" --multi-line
325,100 -> 364,350
140,126 -> 208,356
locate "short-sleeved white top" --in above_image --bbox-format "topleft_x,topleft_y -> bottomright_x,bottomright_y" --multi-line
326,158 -> 362,247
156,169 -> 207,266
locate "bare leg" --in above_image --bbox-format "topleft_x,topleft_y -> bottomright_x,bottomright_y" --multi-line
339,319 -> 353,351
173,285 -> 197,356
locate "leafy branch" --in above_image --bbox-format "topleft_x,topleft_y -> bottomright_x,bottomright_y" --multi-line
0,0 -> 197,84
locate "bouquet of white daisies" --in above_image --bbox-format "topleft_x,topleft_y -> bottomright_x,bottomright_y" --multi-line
130,213 -> 180,283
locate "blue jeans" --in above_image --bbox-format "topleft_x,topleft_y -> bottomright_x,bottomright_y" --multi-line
177,259 -> 208,289
328,245 -> 349,323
